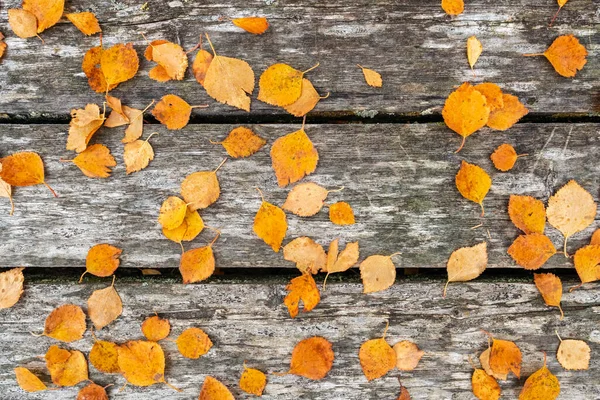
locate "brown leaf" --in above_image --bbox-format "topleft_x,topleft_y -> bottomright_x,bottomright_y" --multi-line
557,337 -> 590,370
393,341 -> 424,371
283,237 -> 326,274
77,383 -> 108,400
283,182 -> 329,217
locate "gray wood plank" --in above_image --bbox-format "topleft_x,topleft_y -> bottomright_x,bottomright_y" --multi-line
0,279 -> 598,399
0,0 -> 597,118
1,123 -> 600,270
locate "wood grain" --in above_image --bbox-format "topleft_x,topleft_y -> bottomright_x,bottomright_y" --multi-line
1,279 -> 598,399
0,0 -> 597,118
1,123 -> 599,270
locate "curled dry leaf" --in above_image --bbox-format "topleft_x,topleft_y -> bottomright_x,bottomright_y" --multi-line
473,83 -> 504,111
163,208 -> 204,243
1,151 -> 56,196
67,103 -> 105,153
77,383 -> 108,400
199,376 -> 234,400
23,0 -> 64,33
270,126 -> 319,187
193,49 -> 213,86
89,339 -> 120,373
359,324 -> 396,381
394,341 -> 424,371
487,94 -> 529,131
212,126 -> 266,158
490,143 -> 525,172
8,9 -> 38,38
81,243 -> 122,281
455,161 -> 491,216
573,244 -> 600,285
324,240 -> 359,275
547,180 -> 596,256
360,254 -> 400,293
158,196 -> 187,230
557,337 -> 590,370
142,315 -> 171,342
203,34 -> 255,112
118,340 -> 168,387
240,364 -> 267,396
43,304 -> 86,342
253,189 -> 288,252
283,182 -> 329,217
87,277 -> 123,330
518,354 -> 560,400
121,105 -> 151,143
66,12 -> 101,36
358,65 -> 383,88
288,336 -> 334,380
284,273 -> 321,318
526,35 -> 587,78
65,144 -> 116,178
441,0 -> 464,15
0,267 -> 25,309
123,133 -> 156,174
533,273 -> 563,319
176,327 -> 213,359
283,237 -> 326,274
489,337 -> 522,379
508,195 -> 546,234
467,36 -> 483,71
329,201 -> 355,225
232,16 -> 269,34
258,63 -> 319,107
472,368 -> 501,400
152,94 -> 205,130
508,233 -> 556,270
180,159 -> 226,211
283,78 -> 327,117
14,367 -> 47,392
45,345 -> 88,386
445,242 -> 487,297
101,43 -> 139,89
179,233 -> 219,284
442,83 -> 490,152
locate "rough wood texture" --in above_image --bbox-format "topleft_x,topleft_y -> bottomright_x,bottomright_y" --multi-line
1,123 -> 600,270
0,0 -> 597,118
0,279 -> 598,399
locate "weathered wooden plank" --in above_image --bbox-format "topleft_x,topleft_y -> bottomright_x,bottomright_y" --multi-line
0,0 -> 597,118
1,123 -> 599,270
0,279 -> 598,399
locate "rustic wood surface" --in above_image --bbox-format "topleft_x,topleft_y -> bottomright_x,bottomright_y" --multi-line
2,123 -> 600,270
0,279 -> 599,399
0,0 -> 598,119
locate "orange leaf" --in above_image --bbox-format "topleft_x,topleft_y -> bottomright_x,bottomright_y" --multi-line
192,49 -> 213,86
14,367 -> 47,392
487,94 -> 529,131
590,229 -> 600,245
329,201 -> 355,225
573,244 -> 600,284
0,267 -> 24,309
490,143 -> 519,171
441,0 -> 464,15
213,126 -> 266,158
1,152 -> 55,196
141,315 -> 171,342
472,368 -> 501,400
507,233 -> 556,270
360,254 -> 399,293
239,365 -> 267,396
508,195 -> 546,234
66,12 -> 101,36
176,327 -> 213,359
68,144 -> 116,178
530,35 -> 587,78
270,127 -> 319,187
253,189 -> 287,252
158,196 -> 187,230
199,376 -> 234,400
82,45 -> 118,93
358,65 -> 382,87
489,338 -> 522,379
533,273 -> 563,319
101,43 -> 139,88
82,243 -> 122,281
149,42 -> 188,81
393,341 -> 424,371
289,336 -> 334,380
87,277 -> 122,330
89,339 -> 120,373
442,83 -> 490,152
480,347 -> 507,381
284,273 -> 321,318
77,383 -> 108,400
43,304 -> 86,342
45,345 -> 88,386
232,16 -> 269,35
152,94 -> 202,130
180,159 -> 225,211
117,341 -> 167,387
283,78 -> 326,117
473,83 -> 504,111
359,324 -> 396,380
455,161 -> 491,216
518,354 -> 560,399
8,9 -> 38,38
22,0 -> 64,33
179,236 -> 218,284
397,386 -> 411,400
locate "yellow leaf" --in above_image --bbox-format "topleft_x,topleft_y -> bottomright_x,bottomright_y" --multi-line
101,43 -> 139,88
489,338 -> 522,379
239,365 -> 267,396
150,42 -> 188,80
270,127 -> 319,187
360,254 -> 399,293
0,151 -> 55,196
473,83 -> 504,111
519,355 -> 559,400
526,35 -> 587,78
123,134 -> 156,174
329,201 -> 355,225
87,278 -> 122,330
441,0 -> 464,15
67,103 -> 105,153
472,368 -> 501,400
89,339 -> 120,373
14,367 -> 47,392
199,376 -> 234,400
22,0 -> 64,33
192,49 -> 213,86
45,345 -> 88,386
283,79 -> 327,117
258,63 -> 314,107
253,189 -> 287,252
442,83 -> 490,152
357,65 -> 382,87
487,94 -> 529,131
533,273 -> 563,319
141,315 -> 171,342
117,341 -> 167,387
8,9 -> 38,39
82,243 -> 122,280
152,94 -> 204,130
212,126 -> 266,158
467,36 -> 483,70
0,267 -> 24,309
359,324 -> 396,381
180,159 -> 225,211
158,196 -> 187,230
284,273 -> 320,318
162,208 -> 204,243
283,237 -> 326,274
43,304 -> 86,342
455,161 -> 491,216
232,16 -> 269,35
490,143 -> 521,172
66,12 -> 101,36
445,242 -> 487,296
